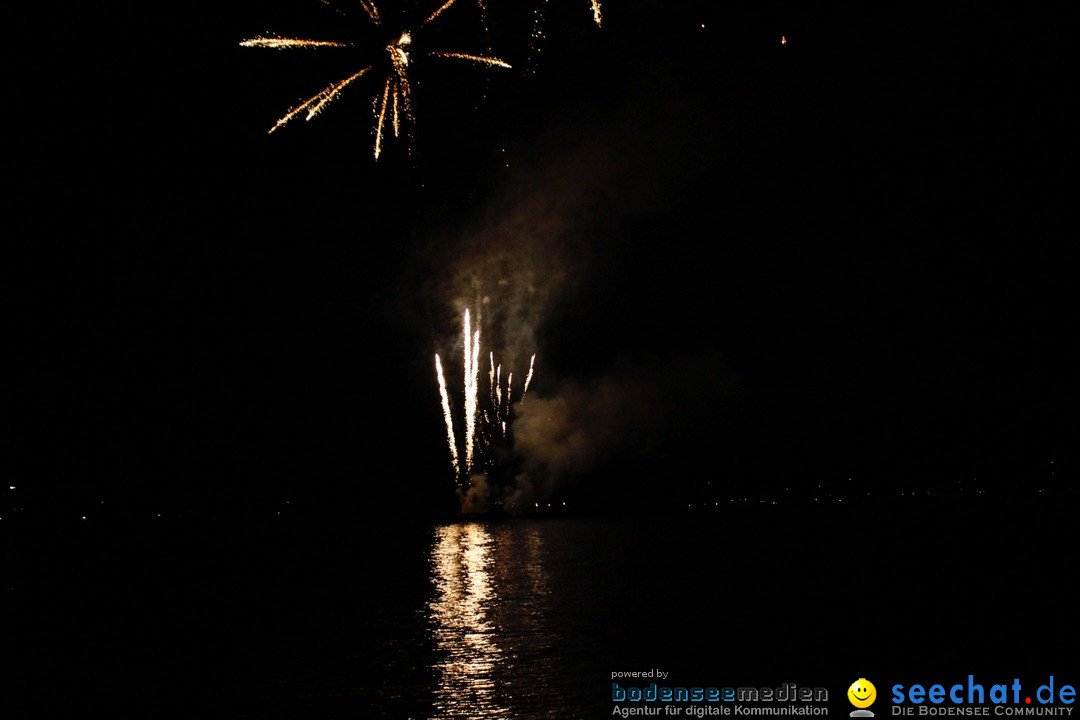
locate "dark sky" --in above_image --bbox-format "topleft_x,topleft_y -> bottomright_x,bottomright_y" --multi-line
9,1 -> 1077,517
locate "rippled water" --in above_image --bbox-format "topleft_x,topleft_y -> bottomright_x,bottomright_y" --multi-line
236,510 -> 1076,719
429,523 -> 569,718
240,519 -> 608,719
9,504 -> 1074,717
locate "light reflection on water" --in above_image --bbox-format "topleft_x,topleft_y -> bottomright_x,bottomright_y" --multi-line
236,514 -> 1051,718
240,520 -> 603,718
428,523 -> 558,719
429,523 -> 506,718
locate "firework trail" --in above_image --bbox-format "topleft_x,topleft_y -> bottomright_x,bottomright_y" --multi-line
308,68 -> 371,120
239,37 -> 349,49
495,365 -> 502,420
521,354 -> 536,401
434,309 -> 536,484
463,310 -> 474,472
386,31 -> 413,137
590,0 -> 602,27
470,328 -> 481,455
263,67 -> 372,134
424,0 -> 460,26
241,0 -> 511,159
435,354 -> 460,476
463,309 -> 484,474
357,0 -> 382,25
429,52 -> 512,68
374,77 -> 392,158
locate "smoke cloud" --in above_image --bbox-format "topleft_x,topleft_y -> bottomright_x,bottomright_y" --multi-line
509,349 -> 746,508
410,37 -> 744,511
457,473 -> 492,514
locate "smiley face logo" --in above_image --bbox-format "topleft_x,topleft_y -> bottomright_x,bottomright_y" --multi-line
848,679 -> 877,709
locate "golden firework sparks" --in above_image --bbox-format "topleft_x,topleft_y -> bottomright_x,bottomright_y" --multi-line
382,32 -> 414,150
428,51 -> 511,68
239,36 -> 350,49
307,67 -> 371,120
435,354 -> 460,476
495,364 -> 502,421
528,0 -> 601,73
241,0 -> 509,159
391,81 -> 400,136
463,310 -> 481,474
374,77 -> 392,160
469,328 -> 481,463
435,309 -> 536,482
357,0 -> 382,25
506,372 -> 513,416
521,354 -> 536,401
423,0 -> 460,26
267,67 -> 372,134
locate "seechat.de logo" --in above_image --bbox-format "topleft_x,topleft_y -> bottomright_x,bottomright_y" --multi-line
891,676 -> 1076,716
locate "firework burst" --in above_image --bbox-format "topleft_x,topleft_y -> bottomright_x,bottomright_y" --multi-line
434,308 -> 536,487
241,0 -> 511,159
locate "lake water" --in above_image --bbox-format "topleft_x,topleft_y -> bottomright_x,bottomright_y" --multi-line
231,507 -> 1076,719
6,504 -> 1076,718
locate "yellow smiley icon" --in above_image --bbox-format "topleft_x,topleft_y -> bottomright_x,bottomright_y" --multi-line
848,679 -> 877,709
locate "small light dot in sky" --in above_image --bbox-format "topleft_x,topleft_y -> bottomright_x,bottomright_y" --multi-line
781,35 -> 788,45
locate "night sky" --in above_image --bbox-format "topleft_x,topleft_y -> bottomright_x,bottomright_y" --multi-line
9,1 -> 1076,521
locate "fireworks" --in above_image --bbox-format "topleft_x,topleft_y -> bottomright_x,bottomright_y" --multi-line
435,354 -> 460,474
428,52 -> 512,68
239,37 -> 349,49
463,309 -> 481,475
435,308 -> 536,484
424,0 -> 461,26
522,354 -> 536,401
266,67 -> 372,134
528,0 -> 602,72
590,0 -> 603,28
241,0 -> 511,159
